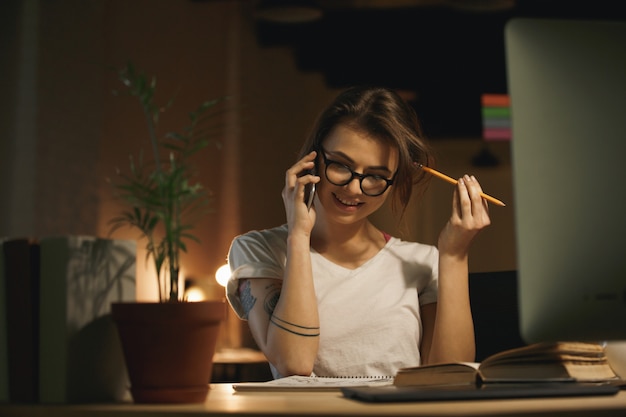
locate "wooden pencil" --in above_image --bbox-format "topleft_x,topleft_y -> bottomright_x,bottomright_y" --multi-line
419,165 -> 506,207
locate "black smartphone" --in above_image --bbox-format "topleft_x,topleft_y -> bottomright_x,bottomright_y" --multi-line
302,150 -> 318,211
304,168 -> 316,211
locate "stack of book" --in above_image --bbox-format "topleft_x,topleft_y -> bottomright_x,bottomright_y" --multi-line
481,93 -> 511,141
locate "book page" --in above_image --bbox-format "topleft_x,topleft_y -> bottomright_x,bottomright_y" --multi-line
233,375 -> 393,392
397,362 -> 480,373
393,362 -> 480,387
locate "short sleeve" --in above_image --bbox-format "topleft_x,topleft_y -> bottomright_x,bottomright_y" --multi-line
226,226 -> 288,319
418,272 -> 438,305
417,244 -> 439,306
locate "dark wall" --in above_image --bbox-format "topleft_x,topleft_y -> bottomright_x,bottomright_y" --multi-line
254,0 -> 626,138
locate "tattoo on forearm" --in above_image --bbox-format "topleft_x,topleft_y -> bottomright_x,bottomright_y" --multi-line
239,280 -> 256,320
264,283 -> 281,316
269,316 -> 320,337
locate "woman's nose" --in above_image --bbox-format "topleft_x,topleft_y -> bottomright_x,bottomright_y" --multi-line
346,177 -> 363,195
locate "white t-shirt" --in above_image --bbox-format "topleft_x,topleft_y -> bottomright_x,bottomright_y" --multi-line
226,224 -> 439,378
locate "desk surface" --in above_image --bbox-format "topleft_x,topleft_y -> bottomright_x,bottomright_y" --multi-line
1,384 -> 625,417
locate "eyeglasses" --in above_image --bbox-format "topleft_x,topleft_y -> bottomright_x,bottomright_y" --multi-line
320,147 -> 395,197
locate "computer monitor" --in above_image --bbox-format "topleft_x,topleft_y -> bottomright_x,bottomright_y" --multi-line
506,18 -> 626,344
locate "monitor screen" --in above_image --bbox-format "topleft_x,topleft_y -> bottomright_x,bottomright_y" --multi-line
506,18 -> 626,344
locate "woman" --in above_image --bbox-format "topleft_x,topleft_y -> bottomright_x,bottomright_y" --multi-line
226,86 -> 491,379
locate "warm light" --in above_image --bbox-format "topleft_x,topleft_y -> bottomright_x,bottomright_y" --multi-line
215,264 -> 231,287
184,286 -> 206,302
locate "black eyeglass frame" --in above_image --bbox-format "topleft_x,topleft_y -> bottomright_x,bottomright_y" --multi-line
319,146 -> 396,197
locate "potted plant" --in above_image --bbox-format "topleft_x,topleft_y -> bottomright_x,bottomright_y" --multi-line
107,63 -> 226,404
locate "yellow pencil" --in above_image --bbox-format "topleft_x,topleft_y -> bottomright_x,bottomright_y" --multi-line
419,165 -> 506,207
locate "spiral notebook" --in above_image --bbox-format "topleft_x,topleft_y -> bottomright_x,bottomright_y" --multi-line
232,375 -> 394,392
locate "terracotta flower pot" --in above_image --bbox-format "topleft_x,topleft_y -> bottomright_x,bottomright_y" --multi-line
111,300 -> 226,403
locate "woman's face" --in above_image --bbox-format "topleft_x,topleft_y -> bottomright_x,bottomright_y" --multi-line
316,124 -> 399,225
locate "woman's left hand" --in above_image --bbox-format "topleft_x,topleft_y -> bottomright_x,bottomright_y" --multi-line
438,175 -> 491,259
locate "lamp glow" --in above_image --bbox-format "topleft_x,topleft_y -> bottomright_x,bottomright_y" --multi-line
215,264 -> 231,287
184,287 -> 206,302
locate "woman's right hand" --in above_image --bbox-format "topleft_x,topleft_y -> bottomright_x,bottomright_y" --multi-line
438,175 -> 491,260
281,151 -> 320,236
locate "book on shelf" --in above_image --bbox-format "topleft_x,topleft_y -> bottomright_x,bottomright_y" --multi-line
2,238 -> 41,403
233,375 -> 394,392
394,341 -> 621,388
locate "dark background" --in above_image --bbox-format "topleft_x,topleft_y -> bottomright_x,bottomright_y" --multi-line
252,0 -> 626,138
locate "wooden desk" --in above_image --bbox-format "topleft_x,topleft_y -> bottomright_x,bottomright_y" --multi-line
0,384 -> 625,416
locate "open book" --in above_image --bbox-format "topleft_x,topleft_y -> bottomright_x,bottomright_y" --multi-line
394,342 -> 620,388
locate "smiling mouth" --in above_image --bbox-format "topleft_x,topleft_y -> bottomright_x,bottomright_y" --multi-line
334,193 -> 362,207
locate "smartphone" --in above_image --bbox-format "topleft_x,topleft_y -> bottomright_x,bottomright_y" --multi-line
304,181 -> 316,211
303,151 -> 318,211
303,163 -> 317,211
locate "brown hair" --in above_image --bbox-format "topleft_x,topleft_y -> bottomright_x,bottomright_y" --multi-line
298,86 -> 434,218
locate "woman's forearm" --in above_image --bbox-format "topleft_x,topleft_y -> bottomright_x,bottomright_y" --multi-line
265,233 -> 320,375
425,253 -> 475,364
